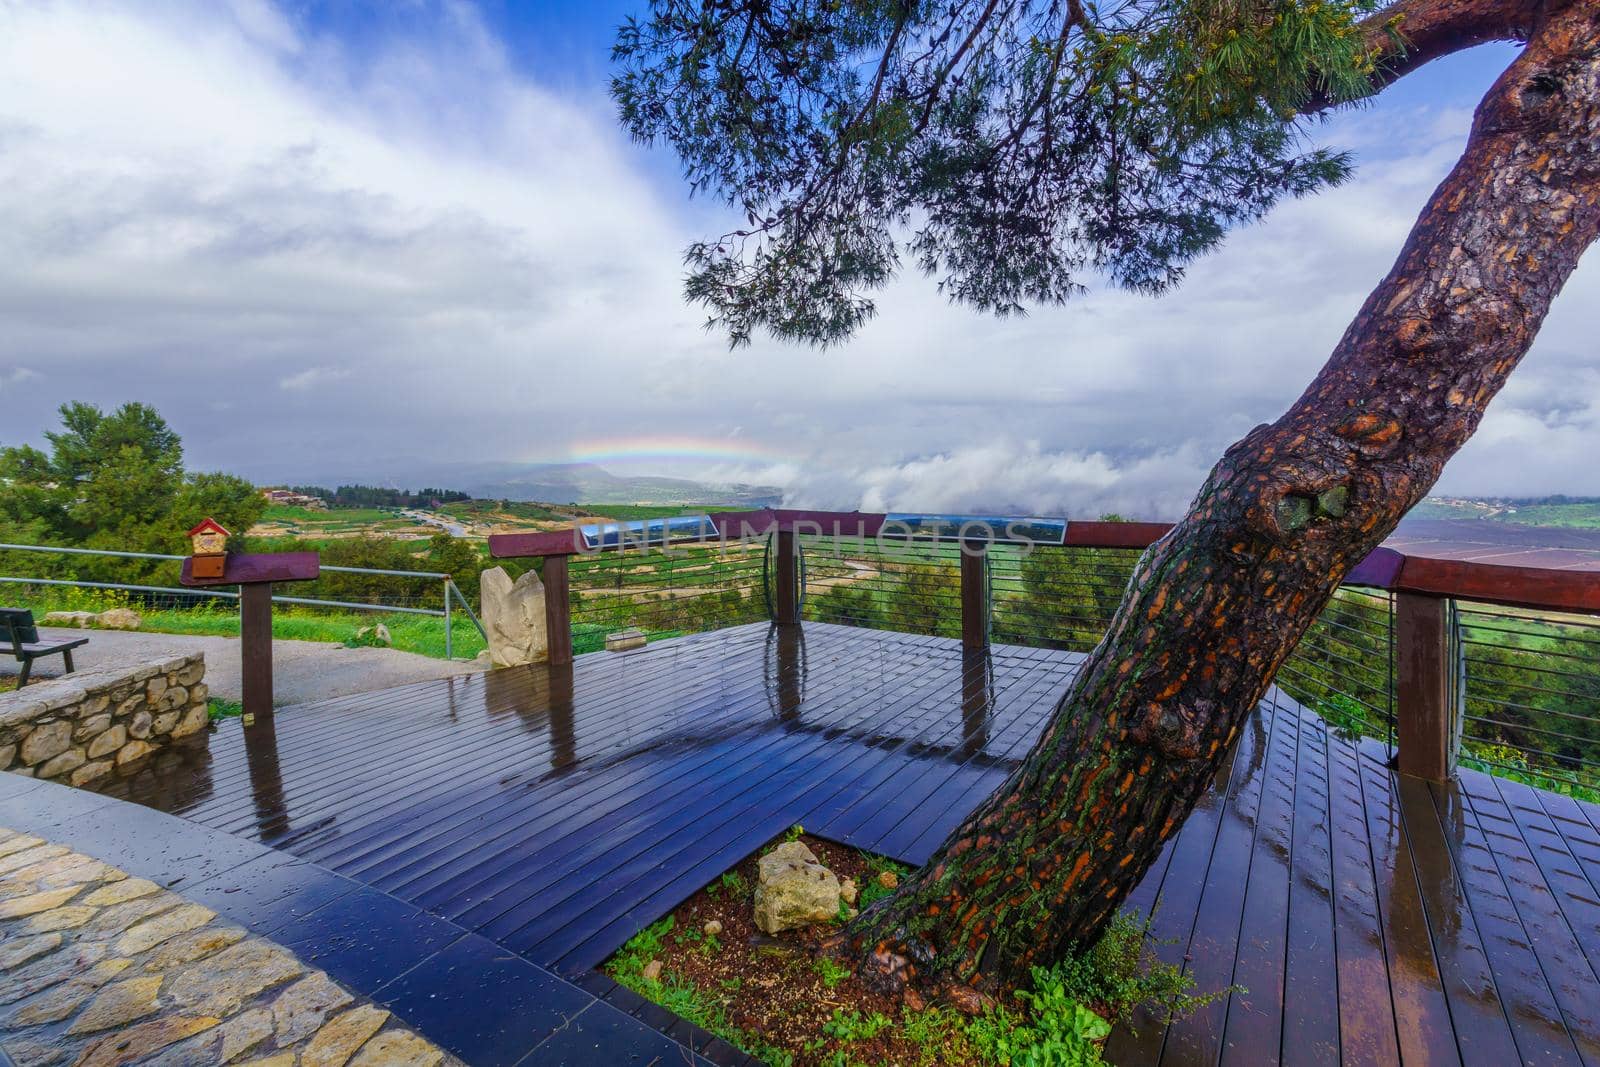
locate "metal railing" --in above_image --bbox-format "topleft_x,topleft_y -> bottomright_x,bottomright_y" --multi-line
483,509 -> 1600,797
1275,587 -> 1396,751
798,535 -> 963,638
989,544 -> 1141,652
0,542 -> 486,659
567,541 -> 766,638
1456,602 -> 1600,795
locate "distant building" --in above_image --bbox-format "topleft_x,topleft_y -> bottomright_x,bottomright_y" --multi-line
262,489 -> 327,510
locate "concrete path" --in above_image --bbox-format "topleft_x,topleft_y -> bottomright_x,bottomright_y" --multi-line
2,629 -> 485,706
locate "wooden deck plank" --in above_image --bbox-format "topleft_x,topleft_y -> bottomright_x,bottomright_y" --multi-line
1159,701 -> 1278,1066
78,619 -> 1600,1066
448,639 -> 955,936
1533,790 -> 1600,900
1465,771 -> 1600,1062
1279,701 -> 1341,1067
1102,703 -> 1251,1066
1324,731 -> 1403,1065
1433,777 -> 1593,1067
1218,693 -> 1303,1067
1494,778 -> 1600,983
348,629 -> 901,901
1393,773 -> 1523,1067
1351,748 -> 1458,1067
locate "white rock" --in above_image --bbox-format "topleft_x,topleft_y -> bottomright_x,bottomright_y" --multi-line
41,612 -> 96,628
96,608 -> 142,631
353,624 -> 392,646
605,629 -> 647,653
479,566 -> 547,668
752,841 -> 842,934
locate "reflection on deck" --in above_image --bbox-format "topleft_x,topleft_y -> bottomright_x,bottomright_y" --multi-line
89,621 -> 1600,1065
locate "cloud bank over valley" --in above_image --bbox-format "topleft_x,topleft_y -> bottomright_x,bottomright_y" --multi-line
0,1 -> 1593,518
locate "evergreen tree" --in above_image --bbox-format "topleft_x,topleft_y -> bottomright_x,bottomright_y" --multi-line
615,0 -> 1600,1000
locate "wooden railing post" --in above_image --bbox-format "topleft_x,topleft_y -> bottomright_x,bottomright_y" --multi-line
239,582 -> 274,724
544,555 -> 573,666
961,541 -> 989,650
773,530 -> 800,624
1396,591 -> 1457,781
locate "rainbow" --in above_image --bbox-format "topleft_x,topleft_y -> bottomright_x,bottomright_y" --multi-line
555,435 -> 792,466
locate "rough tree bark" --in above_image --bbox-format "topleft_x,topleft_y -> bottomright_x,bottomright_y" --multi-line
837,0 -> 1600,1003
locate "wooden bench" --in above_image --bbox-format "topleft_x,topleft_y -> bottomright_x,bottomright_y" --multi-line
1,608 -> 89,688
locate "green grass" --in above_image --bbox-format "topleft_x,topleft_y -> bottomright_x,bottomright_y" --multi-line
440,500 -> 577,522
208,697 -> 243,721
1488,502 -> 1600,529
261,504 -> 397,525
1405,498 -> 1600,529
9,587 -> 696,665
12,588 -> 487,661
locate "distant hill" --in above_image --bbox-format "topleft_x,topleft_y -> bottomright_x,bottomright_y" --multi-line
1406,495 -> 1600,530
449,462 -> 781,508
286,460 -> 783,509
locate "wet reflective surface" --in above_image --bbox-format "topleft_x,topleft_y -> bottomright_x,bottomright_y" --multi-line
89,622 -> 1072,976
79,621 -> 1600,1065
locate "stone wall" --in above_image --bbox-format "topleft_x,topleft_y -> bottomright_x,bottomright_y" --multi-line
0,654 -> 209,786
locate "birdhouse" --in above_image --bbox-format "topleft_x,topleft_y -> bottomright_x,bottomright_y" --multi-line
187,517 -> 231,578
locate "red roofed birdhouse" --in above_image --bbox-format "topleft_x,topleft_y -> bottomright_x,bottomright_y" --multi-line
187,517 -> 231,579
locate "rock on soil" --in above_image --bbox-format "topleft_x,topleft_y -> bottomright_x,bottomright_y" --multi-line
752,840 -> 842,934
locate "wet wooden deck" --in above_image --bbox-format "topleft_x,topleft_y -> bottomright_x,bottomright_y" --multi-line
88,621 -> 1600,1065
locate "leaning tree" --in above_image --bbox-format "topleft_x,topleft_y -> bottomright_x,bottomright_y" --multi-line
614,0 -> 1600,1003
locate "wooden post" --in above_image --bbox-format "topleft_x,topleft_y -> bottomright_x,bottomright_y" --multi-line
774,530 -> 799,624
239,582 -> 274,724
1396,591 -> 1456,781
544,555 -> 573,666
961,542 -> 989,650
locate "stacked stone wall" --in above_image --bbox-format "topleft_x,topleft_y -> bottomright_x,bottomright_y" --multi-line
0,655 -> 209,786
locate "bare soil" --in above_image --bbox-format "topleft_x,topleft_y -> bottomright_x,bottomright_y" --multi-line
607,834 -> 985,1066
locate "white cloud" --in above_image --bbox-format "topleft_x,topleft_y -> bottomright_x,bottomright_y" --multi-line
0,367 -> 41,391
0,6 -> 1591,517
279,366 -> 352,391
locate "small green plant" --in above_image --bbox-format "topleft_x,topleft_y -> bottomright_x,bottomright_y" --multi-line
1052,909 -> 1237,1027
1315,693 -> 1370,740
609,915 -> 675,985
823,1010 -> 892,1042
1464,740 -> 1528,771
813,956 -> 852,989
974,995 -> 1109,1067
207,698 -> 243,721
343,627 -> 389,649
856,851 -> 911,909
718,870 -> 749,896
784,823 -> 805,843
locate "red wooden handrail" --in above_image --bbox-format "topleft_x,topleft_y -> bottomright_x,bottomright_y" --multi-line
488,508 -> 1600,617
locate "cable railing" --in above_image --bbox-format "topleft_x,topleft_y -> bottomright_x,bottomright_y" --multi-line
989,544 -> 1141,652
1456,602 -> 1600,796
797,535 -> 963,638
567,541 -> 767,638
494,507 -> 1600,800
1274,587 -> 1396,749
22,520 -> 1598,797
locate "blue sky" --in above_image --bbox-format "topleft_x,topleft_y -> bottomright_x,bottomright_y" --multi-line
0,2 -> 1593,517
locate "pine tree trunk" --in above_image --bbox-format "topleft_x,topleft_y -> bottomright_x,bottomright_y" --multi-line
841,0 -> 1600,1003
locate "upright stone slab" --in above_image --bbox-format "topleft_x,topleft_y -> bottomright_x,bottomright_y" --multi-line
479,566 -> 548,667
